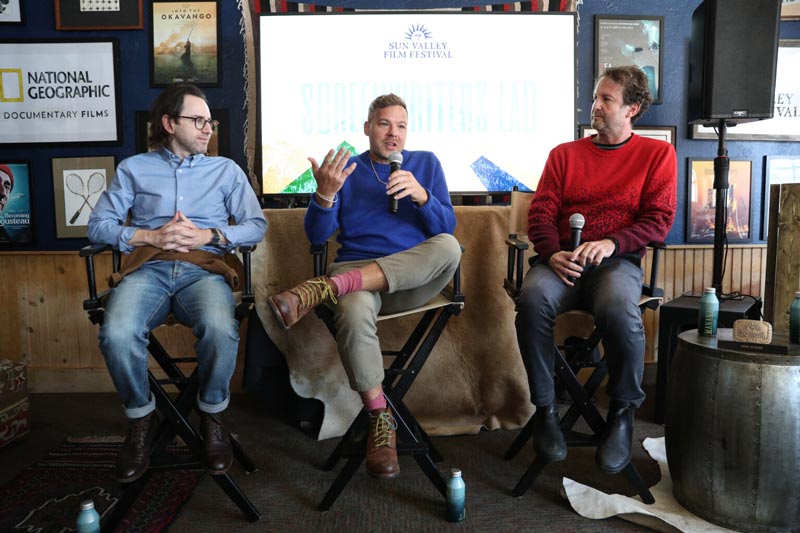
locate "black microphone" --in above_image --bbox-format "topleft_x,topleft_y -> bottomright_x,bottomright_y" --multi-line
568,213 -> 585,282
388,151 -> 403,214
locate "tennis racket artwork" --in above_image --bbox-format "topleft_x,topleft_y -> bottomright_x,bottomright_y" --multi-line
65,171 -> 105,224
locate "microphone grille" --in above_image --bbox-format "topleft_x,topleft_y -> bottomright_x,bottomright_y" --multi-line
569,213 -> 585,229
388,151 -> 403,165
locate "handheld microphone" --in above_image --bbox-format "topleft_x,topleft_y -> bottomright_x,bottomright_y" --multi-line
388,151 -> 403,214
568,213 -> 585,282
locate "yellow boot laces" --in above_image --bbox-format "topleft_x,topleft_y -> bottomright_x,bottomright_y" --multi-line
370,411 -> 398,448
293,277 -> 337,309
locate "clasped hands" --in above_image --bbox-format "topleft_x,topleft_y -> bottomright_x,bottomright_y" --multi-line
135,211 -> 212,253
548,238 -> 616,286
308,146 -> 428,206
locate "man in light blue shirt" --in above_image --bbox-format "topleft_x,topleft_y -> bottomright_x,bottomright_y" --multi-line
88,84 -> 266,483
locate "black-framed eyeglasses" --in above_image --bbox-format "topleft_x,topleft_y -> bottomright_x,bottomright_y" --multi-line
173,115 -> 220,131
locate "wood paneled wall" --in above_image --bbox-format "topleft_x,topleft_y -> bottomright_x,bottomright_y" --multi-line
0,245 -> 766,391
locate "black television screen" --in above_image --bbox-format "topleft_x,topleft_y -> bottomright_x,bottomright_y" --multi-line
258,11 -> 576,195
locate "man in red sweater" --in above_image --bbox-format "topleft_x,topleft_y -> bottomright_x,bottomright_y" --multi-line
515,65 -> 676,473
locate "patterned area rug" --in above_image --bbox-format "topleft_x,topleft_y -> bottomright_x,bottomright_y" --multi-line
0,438 -> 205,533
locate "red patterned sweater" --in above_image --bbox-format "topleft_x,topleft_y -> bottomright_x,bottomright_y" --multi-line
529,134 -> 677,260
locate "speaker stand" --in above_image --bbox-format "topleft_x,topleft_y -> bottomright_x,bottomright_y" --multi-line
711,119 -> 731,295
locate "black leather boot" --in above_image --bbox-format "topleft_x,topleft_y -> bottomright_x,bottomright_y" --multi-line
201,412 -> 233,475
596,405 -> 634,474
532,402 -> 567,461
117,412 -> 158,483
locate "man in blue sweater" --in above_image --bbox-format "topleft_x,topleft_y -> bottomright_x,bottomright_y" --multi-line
269,93 -> 461,479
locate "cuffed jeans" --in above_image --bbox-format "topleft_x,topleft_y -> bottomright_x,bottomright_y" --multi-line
98,260 -> 239,419
515,255 -> 645,409
327,233 -> 462,392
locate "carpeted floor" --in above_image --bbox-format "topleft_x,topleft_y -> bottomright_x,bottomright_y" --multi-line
0,393 -> 662,532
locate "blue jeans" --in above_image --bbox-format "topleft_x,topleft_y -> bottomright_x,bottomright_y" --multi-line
515,255 -> 645,409
98,260 -> 239,419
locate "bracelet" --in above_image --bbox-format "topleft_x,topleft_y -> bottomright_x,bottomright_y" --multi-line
315,190 -> 338,204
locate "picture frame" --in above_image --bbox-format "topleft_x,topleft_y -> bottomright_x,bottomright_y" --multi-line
150,0 -> 220,87
762,155 -> 800,240
579,124 -> 676,147
135,108 -> 229,156
594,15 -> 664,104
782,0 -> 800,20
0,161 -> 34,244
690,40 -> 800,141
51,156 -> 115,239
55,0 -> 143,30
0,0 -> 24,25
686,158 -> 753,244
0,39 -> 122,145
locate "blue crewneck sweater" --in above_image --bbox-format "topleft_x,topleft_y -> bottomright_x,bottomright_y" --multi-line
304,150 -> 456,262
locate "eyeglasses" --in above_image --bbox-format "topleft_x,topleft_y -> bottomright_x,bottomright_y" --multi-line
173,115 -> 220,131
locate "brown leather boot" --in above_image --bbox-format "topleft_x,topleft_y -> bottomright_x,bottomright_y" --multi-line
117,412 -> 158,483
268,276 -> 338,330
201,412 -> 233,475
365,408 -> 400,479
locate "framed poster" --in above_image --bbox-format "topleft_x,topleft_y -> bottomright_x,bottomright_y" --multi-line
762,155 -> 800,240
55,0 -> 144,30
0,39 -> 122,145
783,0 -> 800,20
691,40 -> 800,141
135,108 -> 229,156
0,161 -> 33,244
150,1 -> 220,87
579,124 -> 676,147
51,156 -> 115,238
686,158 -> 753,244
595,15 -> 663,104
0,0 -> 24,25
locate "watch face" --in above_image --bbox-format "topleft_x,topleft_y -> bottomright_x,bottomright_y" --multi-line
211,228 -> 220,244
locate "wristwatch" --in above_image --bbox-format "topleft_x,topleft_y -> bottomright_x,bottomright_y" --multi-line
209,227 -> 221,245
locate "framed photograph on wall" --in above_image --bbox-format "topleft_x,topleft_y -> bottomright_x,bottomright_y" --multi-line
595,15 -> 664,104
51,156 -> 115,238
0,161 -> 34,244
691,40 -> 800,141
150,0 -> 220,87
579,124 -> 676,147
782,0 -> 800,20
0,0 -> 25,25
135,108 -> 229,156
762,155 -> 800,239
686,158 -> 753,244
0,39 -> 121,145
55,0 -> 143,30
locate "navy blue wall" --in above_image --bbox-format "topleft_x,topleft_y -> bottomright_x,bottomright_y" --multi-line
2,0 -> 799,250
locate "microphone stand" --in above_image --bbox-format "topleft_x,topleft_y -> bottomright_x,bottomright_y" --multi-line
711,119 -> 730,297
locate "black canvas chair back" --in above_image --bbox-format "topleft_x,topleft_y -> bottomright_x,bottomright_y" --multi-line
80,243 -> 261,527
503,190 -> 663,503
310,240 -> 464,511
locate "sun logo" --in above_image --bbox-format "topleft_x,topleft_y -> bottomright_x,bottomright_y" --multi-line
404,24 -> 432,41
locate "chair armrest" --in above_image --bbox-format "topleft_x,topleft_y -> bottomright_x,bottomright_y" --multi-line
237,245 -> 255,304
504,235 -> 530,301
79,244 -> 116,310
642,241 -> 667,300
310,242 -> 328,278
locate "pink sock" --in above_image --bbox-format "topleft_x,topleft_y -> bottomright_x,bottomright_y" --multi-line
330,269 -> 363,297
363,393 -> 386,413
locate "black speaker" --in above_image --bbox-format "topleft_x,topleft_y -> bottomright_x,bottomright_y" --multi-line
688,0 -> 781,125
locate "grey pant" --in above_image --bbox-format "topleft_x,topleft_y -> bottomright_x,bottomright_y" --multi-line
515,255 -> 645,409
327,233 -> 462,391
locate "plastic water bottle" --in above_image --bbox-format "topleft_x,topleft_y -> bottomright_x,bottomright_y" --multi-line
698,287 -> 719,336
76,499 -> 101,533
445,468 -> 466,522
790,291 -> 800,344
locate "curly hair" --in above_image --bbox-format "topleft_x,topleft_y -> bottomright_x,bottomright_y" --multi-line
367,93 -> 407,122
147,84 -> 208,150
600,66 -> 653,124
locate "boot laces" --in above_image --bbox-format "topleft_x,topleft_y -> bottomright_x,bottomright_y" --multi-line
370,411 -> 397,448
292,277 -> 337,309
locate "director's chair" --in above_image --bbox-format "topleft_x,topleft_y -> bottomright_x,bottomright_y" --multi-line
80,243 -> 261,528
502,190 -> 661,503
309,240 -> 465,511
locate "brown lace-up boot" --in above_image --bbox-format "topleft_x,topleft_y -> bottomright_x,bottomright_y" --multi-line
268,276 -> 338,330
365,408 -> 400,479
117,412 -> 158,483
200,412 -> 233,475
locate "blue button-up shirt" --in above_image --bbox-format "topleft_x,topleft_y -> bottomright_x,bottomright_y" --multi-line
88,148 -> 266,254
